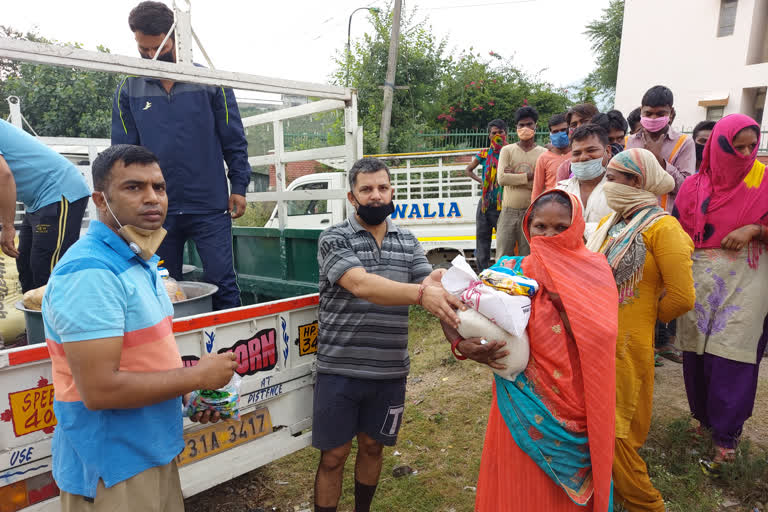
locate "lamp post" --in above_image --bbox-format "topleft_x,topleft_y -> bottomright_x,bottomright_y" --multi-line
347,6 -> 380,87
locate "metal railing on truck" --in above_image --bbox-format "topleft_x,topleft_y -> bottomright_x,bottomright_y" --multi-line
0,2 -> 361,509
366,149 -> 481,201
232,92 -> 362,302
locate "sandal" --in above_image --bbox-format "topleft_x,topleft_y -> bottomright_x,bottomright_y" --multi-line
654,354 -> 664,367
656,344 -> 683,364
713,445 -> 736,463
699,458 -> 722,478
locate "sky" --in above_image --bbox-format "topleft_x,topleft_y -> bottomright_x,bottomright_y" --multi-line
3,0 -> 611,102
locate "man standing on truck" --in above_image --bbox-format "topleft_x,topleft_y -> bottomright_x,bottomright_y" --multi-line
464,119 -> 507,271
313,157 -> 464,512
112,1 -> 252,310
496,106 -> 547,257
0,119 -> 90,293
42,144 -> 238,511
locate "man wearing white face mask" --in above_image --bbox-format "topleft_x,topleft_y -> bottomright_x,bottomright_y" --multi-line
556,124 -> 613,239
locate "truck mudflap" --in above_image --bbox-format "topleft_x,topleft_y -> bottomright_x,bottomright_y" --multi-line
0,294 -> 320,511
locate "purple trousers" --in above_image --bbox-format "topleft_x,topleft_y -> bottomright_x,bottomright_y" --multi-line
682,315 -> 768,449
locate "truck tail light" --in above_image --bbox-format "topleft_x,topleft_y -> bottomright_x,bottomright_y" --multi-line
0,471 -> 59,512
0,481 -> 27,512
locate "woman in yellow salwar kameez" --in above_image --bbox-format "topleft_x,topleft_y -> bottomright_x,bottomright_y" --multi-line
587,148 -> 696,512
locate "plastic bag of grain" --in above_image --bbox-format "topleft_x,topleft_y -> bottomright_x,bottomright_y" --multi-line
455,308 -> 530,381
0,237 -> 26,345
441,255 -> 531,338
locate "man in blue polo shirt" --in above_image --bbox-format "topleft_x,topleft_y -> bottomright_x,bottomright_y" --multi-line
0,119 -> 90,293
111,1 -> 252,310
43,144 -> 237,511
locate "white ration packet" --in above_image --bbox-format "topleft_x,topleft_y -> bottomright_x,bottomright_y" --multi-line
442,255 -> 531,337
456,308 -> 529,381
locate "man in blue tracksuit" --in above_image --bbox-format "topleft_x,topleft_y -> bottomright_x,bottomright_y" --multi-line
111,1 -> 251,310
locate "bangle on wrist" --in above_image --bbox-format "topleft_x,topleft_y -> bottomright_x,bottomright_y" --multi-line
451,337 -> 467,360
417,283 -> 426,305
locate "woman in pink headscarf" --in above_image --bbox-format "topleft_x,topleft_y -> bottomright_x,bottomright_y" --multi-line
674,113 -> 768,475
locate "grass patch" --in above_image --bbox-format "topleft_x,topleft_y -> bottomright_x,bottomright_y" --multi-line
234,201 -> 276,228
639,416 -> 768,512
186,309 -> 768,512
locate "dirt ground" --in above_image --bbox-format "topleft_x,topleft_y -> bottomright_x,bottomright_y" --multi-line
185,344 -> 768,512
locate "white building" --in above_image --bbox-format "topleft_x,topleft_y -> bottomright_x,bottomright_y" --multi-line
615,0 -> 768,131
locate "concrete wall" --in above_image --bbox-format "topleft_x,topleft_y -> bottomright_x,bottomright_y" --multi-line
615,0 -> 768,131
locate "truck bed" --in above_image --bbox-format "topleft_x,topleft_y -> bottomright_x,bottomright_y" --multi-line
0,294 -> 320,511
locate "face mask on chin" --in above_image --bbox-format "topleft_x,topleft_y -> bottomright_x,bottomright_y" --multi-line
353,194 -> 395,226
101,193 -> 166,260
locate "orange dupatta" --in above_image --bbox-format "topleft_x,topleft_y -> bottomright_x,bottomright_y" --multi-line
521,190 -> 619,512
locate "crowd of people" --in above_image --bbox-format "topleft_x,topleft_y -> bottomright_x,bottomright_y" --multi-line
446,85 -> 766,511
309,84 -> 766,512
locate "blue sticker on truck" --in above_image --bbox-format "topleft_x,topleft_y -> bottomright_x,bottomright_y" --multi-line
391,202 -> 462,220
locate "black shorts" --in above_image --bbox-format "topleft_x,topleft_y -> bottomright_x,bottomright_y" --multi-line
312,373 -> 407,450
17,196 -> 88,292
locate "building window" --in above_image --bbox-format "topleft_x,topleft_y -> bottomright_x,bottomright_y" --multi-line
718,0 -> 738,37
707,106 -> 725,121
741,86 -> 766,126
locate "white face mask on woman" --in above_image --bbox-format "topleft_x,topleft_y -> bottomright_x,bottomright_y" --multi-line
571,156 -> 605,181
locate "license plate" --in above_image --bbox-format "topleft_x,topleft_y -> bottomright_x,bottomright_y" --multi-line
176,408 -> 272,466
298,320 -> 318,356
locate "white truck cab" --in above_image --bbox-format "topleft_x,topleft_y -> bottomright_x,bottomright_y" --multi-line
265,152 -> 491,268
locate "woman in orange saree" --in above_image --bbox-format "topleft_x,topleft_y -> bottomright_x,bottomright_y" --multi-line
446,190 -> 618,511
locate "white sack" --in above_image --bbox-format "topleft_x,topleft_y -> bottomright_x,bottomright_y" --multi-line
442,255 -> 531,337
456,308 -> 529,381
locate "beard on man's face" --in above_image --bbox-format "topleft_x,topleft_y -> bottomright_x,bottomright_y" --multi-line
142,49 -> 174,63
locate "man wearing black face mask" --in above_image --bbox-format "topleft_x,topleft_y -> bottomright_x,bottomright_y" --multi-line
111,1 -> 252,311
312,157 -> 463,512
692,120 -> 716,171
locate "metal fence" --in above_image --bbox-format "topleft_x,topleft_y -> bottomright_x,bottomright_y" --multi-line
283,132 -> 333,151
412,129 -> 552,152
413,128 -> 768,153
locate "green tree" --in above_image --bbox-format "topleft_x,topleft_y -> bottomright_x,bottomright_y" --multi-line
334,7 -> 571,152
570,82 -> 599,106
584,0 -> 624,97
332,5 -> 450,153
0,26 -> 121,137
435,50 -> 570,133
0,25 -> 46,120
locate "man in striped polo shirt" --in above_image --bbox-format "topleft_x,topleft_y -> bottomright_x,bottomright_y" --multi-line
42,144 -> 237,511
312,157 -> 463,512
